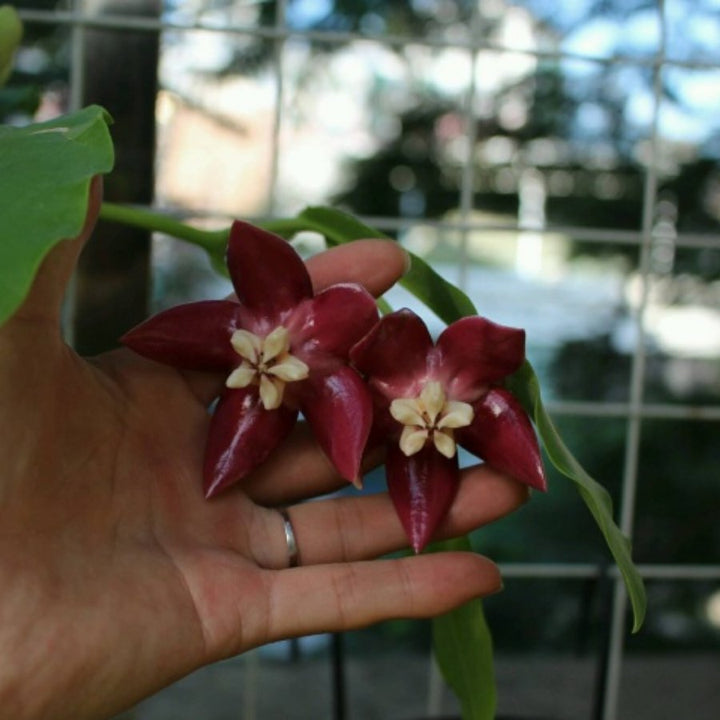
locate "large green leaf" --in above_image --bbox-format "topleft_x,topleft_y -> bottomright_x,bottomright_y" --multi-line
432,537 -> 496,720
0,105 -> 114,326
507,361 -> 647,632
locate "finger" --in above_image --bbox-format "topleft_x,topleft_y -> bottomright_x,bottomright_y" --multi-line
249,552 -> 501,649
240,424 -> 384,506
178,240 -> 408,405
232,464 -> 528,570
9,175 -> 103,328
285,465 -> 529,565
305,239 -> 409,295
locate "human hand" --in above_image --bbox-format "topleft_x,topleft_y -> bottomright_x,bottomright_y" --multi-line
0,178 -> 528,720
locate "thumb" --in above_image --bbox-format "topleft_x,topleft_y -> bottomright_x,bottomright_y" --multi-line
9,175 -> 103,329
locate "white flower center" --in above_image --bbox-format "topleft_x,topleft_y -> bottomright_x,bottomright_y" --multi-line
389,381 -> 474,459
226,326 -> 309,410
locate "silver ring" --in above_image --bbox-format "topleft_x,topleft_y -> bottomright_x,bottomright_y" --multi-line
279,509 -> 299,568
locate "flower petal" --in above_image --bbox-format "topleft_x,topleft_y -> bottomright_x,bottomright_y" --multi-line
230,329 -> 261,363
433,316 -> 526,400
457,388 -> 547,491
227,221 -> 313,319
122,300 -> 243,371
432,430 -> 458,459
261,326 -> 290,362
267,355 -> 309,382
386,443 -> 460,553
420,381 -> 445,423
203,387 -> 298,497
225,363 -> 256,389
399,426 -> 429,456
389,398 -> 425,427
436,401 -> 474,429
350,309 -> 434,398
291,283 -> 379,358
259,374 -> 284,410
298,366 -> 373,484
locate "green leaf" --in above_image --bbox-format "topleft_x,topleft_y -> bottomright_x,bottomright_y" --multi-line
0,105 -> 114,327
507,361 -> 647,632
432,537 -> 496,720
294,205 -> 478,324
401,251 -> 477,325
283,206 -> 646,625
0,5 -> 22,86
295,205 -> 390,244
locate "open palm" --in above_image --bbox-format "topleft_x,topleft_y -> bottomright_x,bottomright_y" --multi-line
0,179 -> 527,720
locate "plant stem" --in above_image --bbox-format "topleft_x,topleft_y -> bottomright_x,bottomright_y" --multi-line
99,202 -> 229,251
260,218 -> 315,238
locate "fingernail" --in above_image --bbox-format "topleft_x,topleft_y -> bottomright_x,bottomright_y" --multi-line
402,249 -> 412,276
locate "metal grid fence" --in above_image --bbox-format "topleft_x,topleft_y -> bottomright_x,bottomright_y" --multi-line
14,1 -> 720,718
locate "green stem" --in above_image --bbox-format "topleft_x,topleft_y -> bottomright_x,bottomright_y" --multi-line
99,202 -> 229,252
260,218 -> 311,237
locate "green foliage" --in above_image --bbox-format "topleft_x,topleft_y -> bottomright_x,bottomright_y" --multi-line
432,539 -> 496,720
507,361 -> 647,633
0,105 -> 114,326
268,205 -> 478,324
0,4 -> 22,85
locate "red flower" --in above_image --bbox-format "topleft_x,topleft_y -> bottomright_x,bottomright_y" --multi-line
122,221 -> 377,497
350,308 -> 547,552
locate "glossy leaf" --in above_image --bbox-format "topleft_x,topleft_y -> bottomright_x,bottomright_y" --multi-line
507,360 -> 647,632
290,206 -> 478,323
432,536 -> 496,720
0,105 -> 114,327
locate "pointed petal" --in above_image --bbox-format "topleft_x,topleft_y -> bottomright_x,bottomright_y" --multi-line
203,387 -> 298,497
291,283 -> 379,358
261,326 -> 290,362
225,363 -> 256,389
432,430 -> 458,459
386,444 -> 460,553
268,355 -> 309,382
389,398 -> 425,427
436,401 -> 474,429
457,388 -> 547,491
298,366 -> 373,484
227,221 -> 313,318
433,316 -> 526,400
350,309 -> 433,397
230,329 -> 261,362
259,374 -> 284,410
420,381 -> 445,422
122,300 -> 242,371
399,426 -> 429,456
